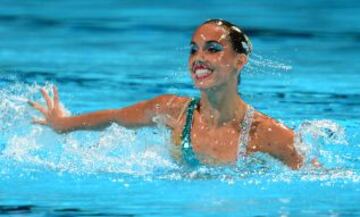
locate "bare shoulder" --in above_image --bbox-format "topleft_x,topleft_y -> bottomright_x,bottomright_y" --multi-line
250,110 -> 302,169
150,94 -> 192,127
153,94 -> 190,106
151,94 -> 191,114
252,111 -> 294,143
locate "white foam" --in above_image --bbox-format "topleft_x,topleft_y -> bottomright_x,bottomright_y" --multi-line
0,81 -> 359,184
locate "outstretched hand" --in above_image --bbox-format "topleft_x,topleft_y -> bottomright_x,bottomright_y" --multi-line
28,86 -> 66,130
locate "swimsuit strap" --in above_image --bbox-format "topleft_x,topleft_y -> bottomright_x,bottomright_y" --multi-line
237,105 -> 255,159
181,98 -> 200,166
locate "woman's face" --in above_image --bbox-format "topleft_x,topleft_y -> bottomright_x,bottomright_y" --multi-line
188,23 -> 245,90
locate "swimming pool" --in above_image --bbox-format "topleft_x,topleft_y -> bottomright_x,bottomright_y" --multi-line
1,0 -> 360,216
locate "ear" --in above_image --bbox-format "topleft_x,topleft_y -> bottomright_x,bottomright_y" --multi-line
235,53 -> 248,71
233,54 -> 247,81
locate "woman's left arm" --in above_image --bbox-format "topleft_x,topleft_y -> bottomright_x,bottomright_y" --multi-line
256,118 -> 304,170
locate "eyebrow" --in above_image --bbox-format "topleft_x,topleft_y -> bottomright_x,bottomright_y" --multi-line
190,40 -> 222,45
206,40 -> 222,45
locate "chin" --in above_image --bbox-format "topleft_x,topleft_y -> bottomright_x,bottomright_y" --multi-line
194,80 -> 217,91
195,79 -> 230,92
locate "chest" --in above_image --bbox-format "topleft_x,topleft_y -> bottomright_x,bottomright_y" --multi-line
171,115 -> 245,164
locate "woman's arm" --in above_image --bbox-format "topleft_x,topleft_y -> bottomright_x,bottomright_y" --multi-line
29,86 -> 183,133
253,116 -> 304,170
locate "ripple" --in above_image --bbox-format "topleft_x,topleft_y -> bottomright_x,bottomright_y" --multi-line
0,205 -> 35,215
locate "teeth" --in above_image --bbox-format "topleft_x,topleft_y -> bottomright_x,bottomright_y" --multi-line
195,69 -> 211,76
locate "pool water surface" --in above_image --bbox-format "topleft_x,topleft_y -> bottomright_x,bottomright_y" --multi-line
1,0 -> 360,216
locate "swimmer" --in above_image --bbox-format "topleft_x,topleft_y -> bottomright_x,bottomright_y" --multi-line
28,19 -> 304,169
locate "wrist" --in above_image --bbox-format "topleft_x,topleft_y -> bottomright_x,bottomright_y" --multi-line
50,116 -> 68,133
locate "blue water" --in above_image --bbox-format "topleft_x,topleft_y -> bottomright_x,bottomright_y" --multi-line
1,0 -> 360,216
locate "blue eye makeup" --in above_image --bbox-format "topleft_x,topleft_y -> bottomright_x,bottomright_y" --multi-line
205,41 -> 223,53
189,41 -> 223,55
190,43 -> 198,55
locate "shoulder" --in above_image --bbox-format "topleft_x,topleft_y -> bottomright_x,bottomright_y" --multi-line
249,110 -> 295,154
250,110 -> 303,169
252,111 -> 294,142
149,94 -> 192,128
121,94 -> 191,117
151,94 -> 190,106
150,94 -> 191,112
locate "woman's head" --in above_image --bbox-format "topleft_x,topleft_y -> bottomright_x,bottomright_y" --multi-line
189,19 -> 252,90
202,19 -> 252,56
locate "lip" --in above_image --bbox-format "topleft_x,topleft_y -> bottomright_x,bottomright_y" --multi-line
192,63 -> 213,72
195,70 -> 213,80
192,63 -> 214,80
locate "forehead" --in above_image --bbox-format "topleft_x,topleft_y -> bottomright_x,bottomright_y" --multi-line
192,23 -> 229,43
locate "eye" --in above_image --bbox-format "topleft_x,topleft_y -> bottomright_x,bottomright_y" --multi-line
207,43 -> 223,53
190,44 -> 198,55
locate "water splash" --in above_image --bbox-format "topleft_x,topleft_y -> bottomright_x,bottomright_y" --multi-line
295,120 -> 348,167
0,82 -> 37,132
0,81 -> 359,184
2,122 -> 177,176
0,81 -> 177,175
246,53 -> 293,74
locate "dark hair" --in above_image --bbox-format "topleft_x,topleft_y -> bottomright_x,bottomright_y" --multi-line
199,19 -> 252,85
202,19 -> 252,56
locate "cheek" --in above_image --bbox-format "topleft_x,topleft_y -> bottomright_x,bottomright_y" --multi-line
213,54 -> 233,70
188,56 -> 194,70
204,53 -> 225,66
189,54 -> 195,62
215,53 -> 225,63
220,52 -> 238,69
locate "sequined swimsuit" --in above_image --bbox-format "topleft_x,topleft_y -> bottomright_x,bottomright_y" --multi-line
180,98 -> 255,166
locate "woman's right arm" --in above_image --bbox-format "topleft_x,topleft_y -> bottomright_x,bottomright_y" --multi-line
29,86 -> 185,133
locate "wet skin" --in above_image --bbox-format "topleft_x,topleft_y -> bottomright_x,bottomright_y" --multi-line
29,23 -> 304,169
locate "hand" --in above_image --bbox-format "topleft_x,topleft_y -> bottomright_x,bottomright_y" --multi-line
28,86 -> 67,131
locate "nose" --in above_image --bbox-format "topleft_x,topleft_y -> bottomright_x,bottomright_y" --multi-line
192,49 -> 206,62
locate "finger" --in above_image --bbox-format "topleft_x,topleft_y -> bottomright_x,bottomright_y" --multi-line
40,88 -> 53,110
31,117 -> 48,125
311,158 -> 322,168
53,86 -> 59,109
28,100 -> 47,115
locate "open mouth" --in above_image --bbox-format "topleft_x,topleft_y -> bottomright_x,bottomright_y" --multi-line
192,64 -> 214,80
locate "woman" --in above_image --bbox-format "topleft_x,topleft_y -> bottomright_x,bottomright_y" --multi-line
29,19 -> 304,169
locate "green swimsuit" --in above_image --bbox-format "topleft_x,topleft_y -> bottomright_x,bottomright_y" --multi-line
180,98 -> 255,166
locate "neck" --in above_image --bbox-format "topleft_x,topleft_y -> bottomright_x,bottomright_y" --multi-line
199,83 -> 247,128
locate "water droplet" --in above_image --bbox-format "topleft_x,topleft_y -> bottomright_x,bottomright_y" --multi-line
219,34 -> 227,41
